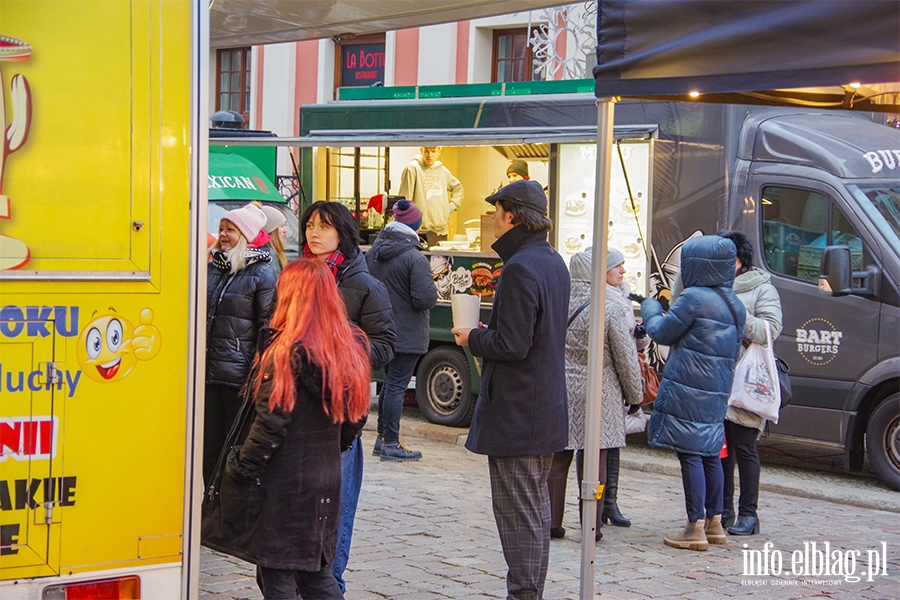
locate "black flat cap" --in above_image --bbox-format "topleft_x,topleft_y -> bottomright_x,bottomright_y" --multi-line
485,180 -> 547,214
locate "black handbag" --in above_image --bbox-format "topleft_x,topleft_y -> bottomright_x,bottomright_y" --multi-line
200,389 -> 256,548
774,354 -> 792,408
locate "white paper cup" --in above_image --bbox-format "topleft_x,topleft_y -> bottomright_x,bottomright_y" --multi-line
451,294 -> 481,329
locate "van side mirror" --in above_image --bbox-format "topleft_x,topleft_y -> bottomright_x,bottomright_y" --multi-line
818,245 -> 879,297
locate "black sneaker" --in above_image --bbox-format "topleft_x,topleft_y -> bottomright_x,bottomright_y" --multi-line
372,436 -> 384,456
550,527 -> 566,539
380,440 -> 422,461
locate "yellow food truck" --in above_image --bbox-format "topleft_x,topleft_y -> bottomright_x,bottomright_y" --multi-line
0,1 -> 205,597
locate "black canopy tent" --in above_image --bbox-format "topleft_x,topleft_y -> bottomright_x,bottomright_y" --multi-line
593,0 -> 900,110
578,2 -> 899,597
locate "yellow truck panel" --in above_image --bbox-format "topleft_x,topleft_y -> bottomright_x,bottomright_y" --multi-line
0,0 -> 200,594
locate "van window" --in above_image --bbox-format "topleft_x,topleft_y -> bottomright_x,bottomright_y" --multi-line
761,185 -> 872,285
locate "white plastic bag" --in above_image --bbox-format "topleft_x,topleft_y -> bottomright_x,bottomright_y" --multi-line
624,405 -> 649,435
728,321 -> 781,423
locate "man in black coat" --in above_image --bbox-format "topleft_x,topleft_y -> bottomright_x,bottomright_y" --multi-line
366,200 -> 438,461
452,180 -> 570,600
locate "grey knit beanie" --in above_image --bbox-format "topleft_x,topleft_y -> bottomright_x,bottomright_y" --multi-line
607,247 -> 625,271
569,251 -> 592,280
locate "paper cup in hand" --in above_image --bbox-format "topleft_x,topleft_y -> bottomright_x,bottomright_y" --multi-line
452,294 -> 481,329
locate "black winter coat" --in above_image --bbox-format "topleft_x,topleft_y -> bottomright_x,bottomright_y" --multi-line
204,343 -> 343,571
206,253 -> 278,388
466,227 -> 571,457
336,249 -> 396,446
336,249 -> 396,370
366,223 -> 438,355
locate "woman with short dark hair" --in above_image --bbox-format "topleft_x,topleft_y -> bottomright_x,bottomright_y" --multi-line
298,201 -> 396,592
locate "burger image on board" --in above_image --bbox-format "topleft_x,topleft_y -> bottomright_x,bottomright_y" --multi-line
565,190 -> 589,216
470,262 -> 496,297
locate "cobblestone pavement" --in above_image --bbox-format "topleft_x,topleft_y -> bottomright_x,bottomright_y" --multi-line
200,423 -> 899,600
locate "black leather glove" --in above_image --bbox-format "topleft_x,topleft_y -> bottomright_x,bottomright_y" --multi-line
627,404 -> 643,415
628,292 -> 646,304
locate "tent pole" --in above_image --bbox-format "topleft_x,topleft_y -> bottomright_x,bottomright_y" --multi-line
580,96 -> 616,600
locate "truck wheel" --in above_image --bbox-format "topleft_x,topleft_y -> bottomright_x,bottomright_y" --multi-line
416,347 -> 474,428
866,394 -> 900,491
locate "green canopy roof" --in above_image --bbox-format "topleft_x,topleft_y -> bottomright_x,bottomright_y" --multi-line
208,152 -> 284,202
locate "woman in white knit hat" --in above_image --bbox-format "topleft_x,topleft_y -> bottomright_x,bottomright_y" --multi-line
204,203 -> 278,484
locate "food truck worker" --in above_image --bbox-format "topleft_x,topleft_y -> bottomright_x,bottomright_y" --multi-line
397,147 -> 464,247
506,159 -> 530,184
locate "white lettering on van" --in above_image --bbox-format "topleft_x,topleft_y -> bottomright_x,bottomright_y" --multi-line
795,319 -> 843,366
862,150 -> 900,174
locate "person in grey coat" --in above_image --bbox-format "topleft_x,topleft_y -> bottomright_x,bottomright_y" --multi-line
366,200 -> 438,461
451,180 -> 570,600
547,249 -> 643,542
641,235 -> 745,552
718,231 -> 783,536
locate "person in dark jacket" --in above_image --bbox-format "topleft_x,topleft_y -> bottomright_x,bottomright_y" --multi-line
204,258 -> 372,599
640,235 -> 745,552
452,180 -> 570,600
205,203 -> 278,484
299,200 -> 396,593
366,200 -> 438,461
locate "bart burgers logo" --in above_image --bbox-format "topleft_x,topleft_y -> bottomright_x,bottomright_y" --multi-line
76,308 -> 161,383
796,318 -> 843,366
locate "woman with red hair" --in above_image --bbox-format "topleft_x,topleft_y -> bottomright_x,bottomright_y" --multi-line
205,258 -> 371,599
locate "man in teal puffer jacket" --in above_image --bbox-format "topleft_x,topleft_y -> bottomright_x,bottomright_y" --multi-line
641,235 -> 745,551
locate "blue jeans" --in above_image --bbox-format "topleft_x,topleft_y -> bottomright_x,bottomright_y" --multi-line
377,353 -> 420,444
332,435 -> 363,593
676,452 -> 724,522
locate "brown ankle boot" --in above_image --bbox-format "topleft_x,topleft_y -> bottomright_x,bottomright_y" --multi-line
704,514 -> 727,544
664,520 -> 708,551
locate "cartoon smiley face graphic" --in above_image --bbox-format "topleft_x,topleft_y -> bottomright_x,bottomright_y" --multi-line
76,308 -> 162,383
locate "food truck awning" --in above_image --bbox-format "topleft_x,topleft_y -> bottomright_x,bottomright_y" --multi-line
210,0 -> 575,48
209,125 -> 655,148
209,93 -> 658,147
207,152 -> 284,202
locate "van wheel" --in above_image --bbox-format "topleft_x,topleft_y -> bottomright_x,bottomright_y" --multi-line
416,347 -> 474,428
866,394 -> 900,491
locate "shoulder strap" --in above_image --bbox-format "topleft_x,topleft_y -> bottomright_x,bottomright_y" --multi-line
567,299 -> 591,327
711,286 -> 739,327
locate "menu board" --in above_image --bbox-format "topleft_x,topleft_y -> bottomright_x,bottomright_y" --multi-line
556,141 -> 652,295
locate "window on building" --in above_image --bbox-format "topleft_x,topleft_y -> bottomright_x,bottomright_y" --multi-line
761,185 -> 871,287
216,48 -> 251,127
492,28 -> 543,83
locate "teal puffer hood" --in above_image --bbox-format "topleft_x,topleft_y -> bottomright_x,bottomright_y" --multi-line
680,235 -> 738,288
640,235 -> 746,456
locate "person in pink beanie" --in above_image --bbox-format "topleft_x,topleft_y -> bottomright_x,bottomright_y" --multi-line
204,203 -> 278,484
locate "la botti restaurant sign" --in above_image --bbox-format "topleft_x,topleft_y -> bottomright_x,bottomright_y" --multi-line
341,42 -> 385,87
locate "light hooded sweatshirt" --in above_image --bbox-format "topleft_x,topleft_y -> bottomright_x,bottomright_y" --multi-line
397,156 -> 463,236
